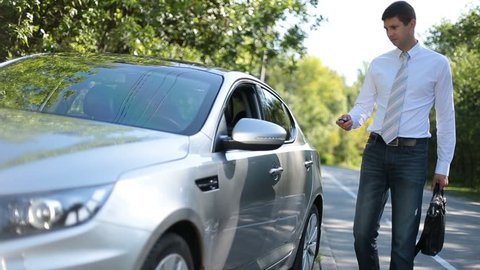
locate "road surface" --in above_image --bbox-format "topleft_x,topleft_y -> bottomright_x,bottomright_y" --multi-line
318,165 -> 480,270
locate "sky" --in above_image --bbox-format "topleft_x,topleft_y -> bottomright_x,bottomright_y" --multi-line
304,0 -> 479,85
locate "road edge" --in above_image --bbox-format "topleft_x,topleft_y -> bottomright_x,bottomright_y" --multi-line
318,227 -> 337,270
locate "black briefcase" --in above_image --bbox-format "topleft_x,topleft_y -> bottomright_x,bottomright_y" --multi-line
415,184 -> 446,256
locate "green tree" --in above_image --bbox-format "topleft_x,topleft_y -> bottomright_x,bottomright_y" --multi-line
0,0 -> 323,76
426,7 -> 480,188
336,62 -> 372,168
267,56 -> 361,165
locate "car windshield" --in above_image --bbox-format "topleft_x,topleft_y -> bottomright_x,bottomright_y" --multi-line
0,54 -> 223,135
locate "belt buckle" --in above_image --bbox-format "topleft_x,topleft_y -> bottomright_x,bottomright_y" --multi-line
388,138 -> 399,147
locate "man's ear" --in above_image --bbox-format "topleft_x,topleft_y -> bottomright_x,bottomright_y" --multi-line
409,18 -> 416,29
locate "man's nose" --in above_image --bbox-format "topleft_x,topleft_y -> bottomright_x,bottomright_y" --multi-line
386,30 -> 394,38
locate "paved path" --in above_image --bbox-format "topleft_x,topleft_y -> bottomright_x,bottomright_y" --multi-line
318,165 -> 480,270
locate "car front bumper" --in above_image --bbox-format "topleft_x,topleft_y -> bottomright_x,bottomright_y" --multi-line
0,220 -> 151,270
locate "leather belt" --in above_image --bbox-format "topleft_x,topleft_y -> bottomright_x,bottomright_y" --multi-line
369,132 -> 428,147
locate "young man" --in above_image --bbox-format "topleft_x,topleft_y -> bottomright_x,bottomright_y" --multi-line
336,1 -> 455,269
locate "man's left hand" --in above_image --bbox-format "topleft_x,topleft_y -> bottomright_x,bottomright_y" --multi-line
432,174 -> 448,190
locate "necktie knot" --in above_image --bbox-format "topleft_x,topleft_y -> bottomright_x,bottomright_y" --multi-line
400,51 -> 410,63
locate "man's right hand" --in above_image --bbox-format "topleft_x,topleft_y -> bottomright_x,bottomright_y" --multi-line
336,114 -> 353,131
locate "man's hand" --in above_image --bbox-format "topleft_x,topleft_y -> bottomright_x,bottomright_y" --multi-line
432,174 -> 449,190
336,114 -> 353,131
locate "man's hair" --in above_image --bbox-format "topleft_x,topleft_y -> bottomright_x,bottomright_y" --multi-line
382,1 -> 416,25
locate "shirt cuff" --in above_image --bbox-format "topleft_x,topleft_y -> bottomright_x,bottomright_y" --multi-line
348,112 -> 361,129
435,160 -> 450,176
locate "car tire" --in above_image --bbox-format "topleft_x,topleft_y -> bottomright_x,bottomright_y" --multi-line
141,233 -> 194,270
291,205 -> 320,270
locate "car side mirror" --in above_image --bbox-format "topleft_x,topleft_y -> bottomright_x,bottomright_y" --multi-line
221,118 -> 286,151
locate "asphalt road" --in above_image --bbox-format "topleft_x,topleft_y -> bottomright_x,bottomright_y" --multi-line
317,165 -> 480,270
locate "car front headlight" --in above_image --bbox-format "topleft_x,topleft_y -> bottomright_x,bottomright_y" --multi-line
0,184 -> 112,240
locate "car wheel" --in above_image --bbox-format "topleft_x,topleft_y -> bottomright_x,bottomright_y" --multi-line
141,233 -> 194,270
291,205 -> 320,270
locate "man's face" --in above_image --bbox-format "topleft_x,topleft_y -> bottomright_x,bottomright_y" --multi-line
384,16 -> 415,50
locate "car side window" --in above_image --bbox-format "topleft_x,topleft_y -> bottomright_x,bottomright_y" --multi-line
224,84 -> 259,135
257,87 -> 294,141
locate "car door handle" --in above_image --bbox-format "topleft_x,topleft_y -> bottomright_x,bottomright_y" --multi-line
195,176 -> 219,192
304,160 -> 313,170
269,167 -> 284,181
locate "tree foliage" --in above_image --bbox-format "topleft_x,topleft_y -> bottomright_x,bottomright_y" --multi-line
426,7 -> 480,188
337,63 -> 372,168
0,0 -> 323,77
267,57 -> 346,164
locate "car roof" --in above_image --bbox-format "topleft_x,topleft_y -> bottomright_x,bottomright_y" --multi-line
0,53 -> 258,79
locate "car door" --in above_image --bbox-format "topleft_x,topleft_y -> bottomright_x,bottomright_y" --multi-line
213,83 -> 281,270
255,86 -> 314,266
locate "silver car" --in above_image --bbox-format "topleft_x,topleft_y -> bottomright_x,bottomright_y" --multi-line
0,53 -> 323,270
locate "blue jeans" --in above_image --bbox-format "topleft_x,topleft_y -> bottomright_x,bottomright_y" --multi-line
353,135 -> 428,270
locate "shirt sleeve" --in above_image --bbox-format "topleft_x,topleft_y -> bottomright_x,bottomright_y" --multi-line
434,58 -> 456,176
349,64 -> 377,129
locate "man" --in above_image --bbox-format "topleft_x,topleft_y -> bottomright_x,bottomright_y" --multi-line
336,1 -> 455,269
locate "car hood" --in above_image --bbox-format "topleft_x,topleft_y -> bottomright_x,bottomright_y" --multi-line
0,108 -> 189,194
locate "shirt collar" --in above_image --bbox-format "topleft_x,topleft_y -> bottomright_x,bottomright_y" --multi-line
395,41 -> 421,59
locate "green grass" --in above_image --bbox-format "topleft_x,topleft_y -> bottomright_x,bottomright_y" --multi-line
443,185 -> 480,202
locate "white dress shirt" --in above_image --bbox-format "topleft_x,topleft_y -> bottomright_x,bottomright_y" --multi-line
349,42 -> 456,176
